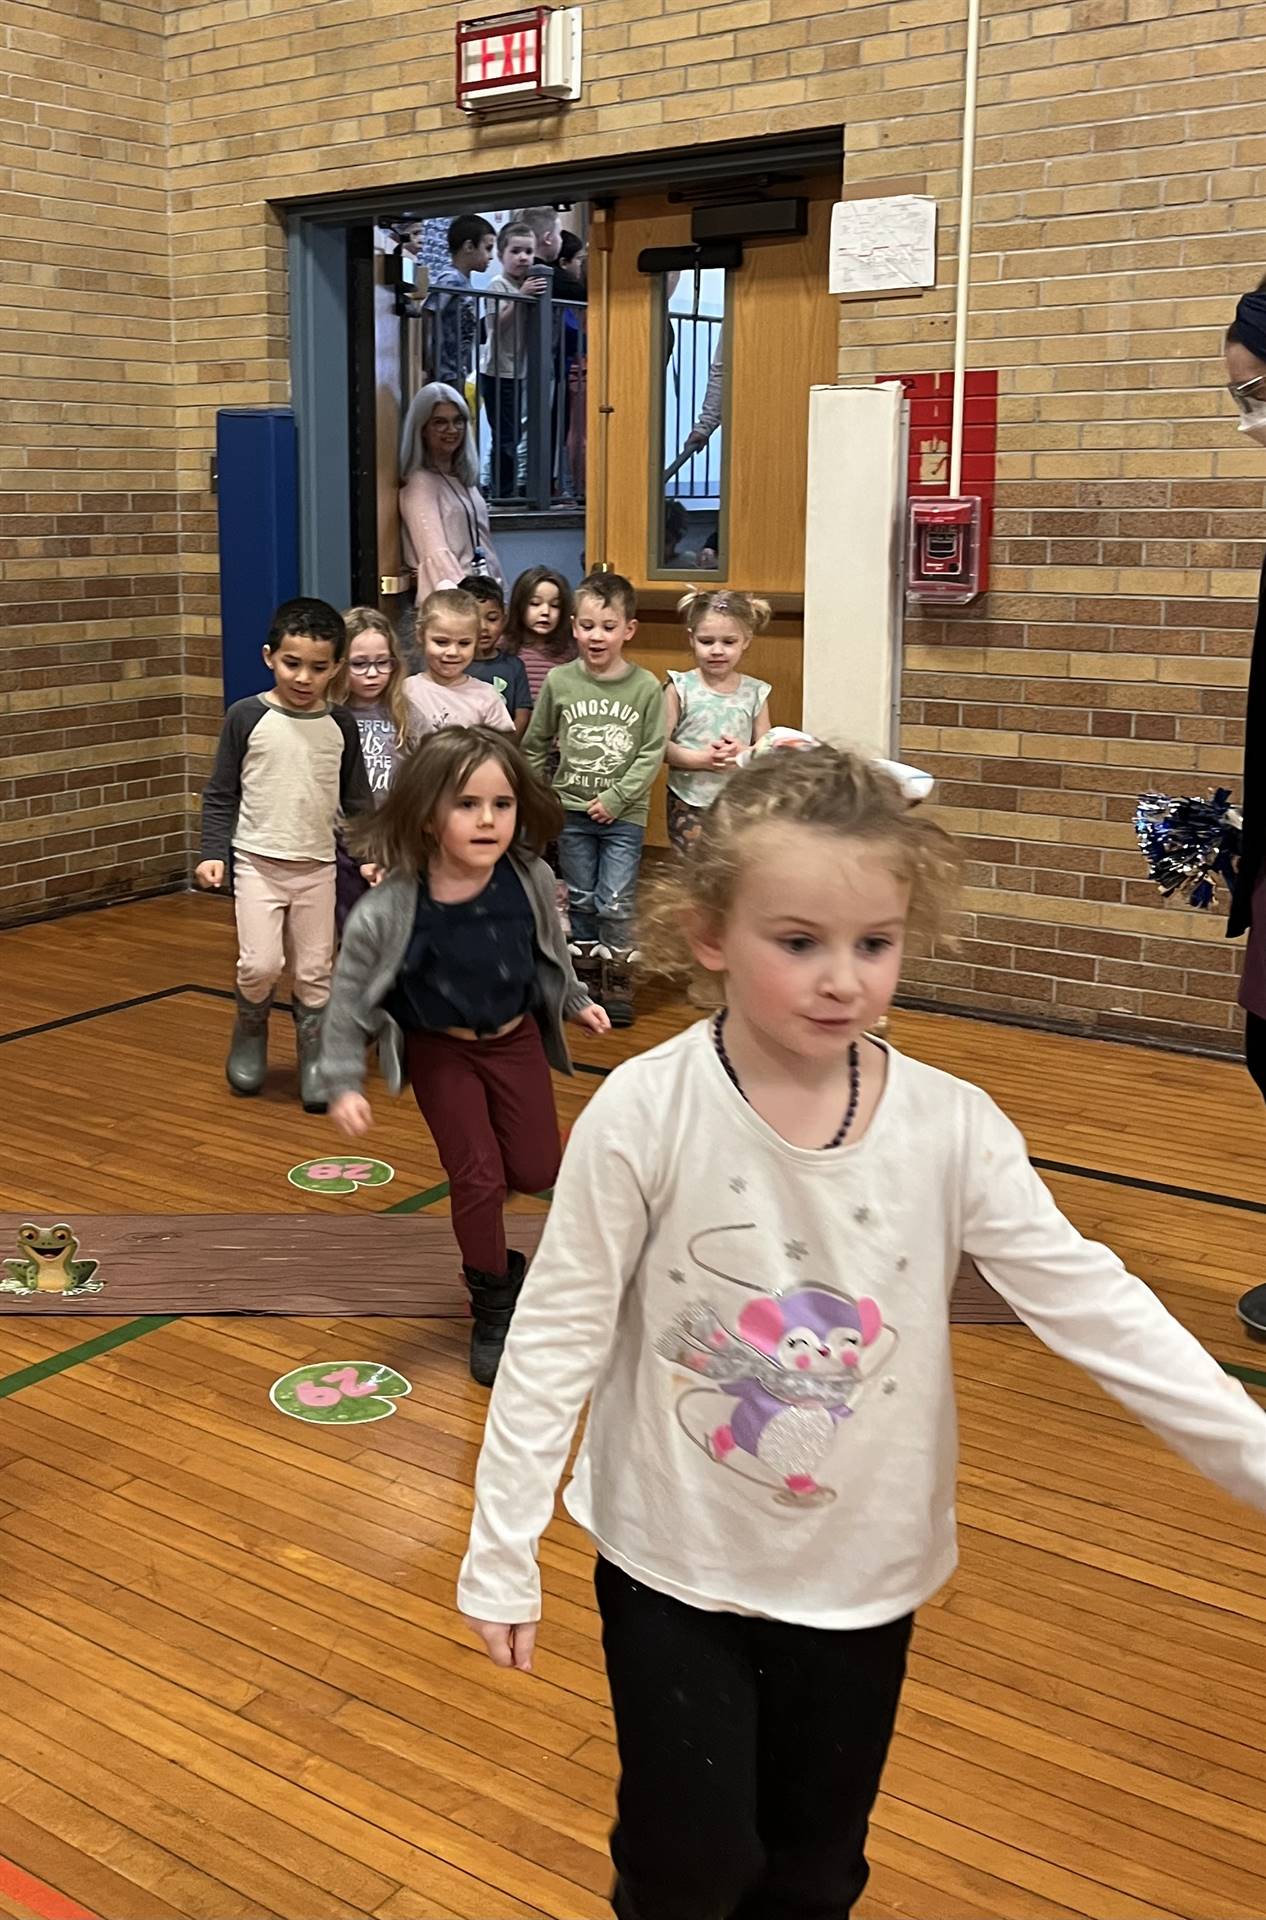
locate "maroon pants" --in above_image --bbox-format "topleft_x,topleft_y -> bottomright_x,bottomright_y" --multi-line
405,1016 -> 562,1275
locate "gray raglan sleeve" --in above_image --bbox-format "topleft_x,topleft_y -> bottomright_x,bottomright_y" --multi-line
199,700 -> 262,863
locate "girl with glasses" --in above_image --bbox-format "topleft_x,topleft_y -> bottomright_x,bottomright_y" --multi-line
330,607 -> 419,934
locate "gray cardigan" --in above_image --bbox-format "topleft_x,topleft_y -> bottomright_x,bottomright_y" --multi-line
319,852 -> 592,1101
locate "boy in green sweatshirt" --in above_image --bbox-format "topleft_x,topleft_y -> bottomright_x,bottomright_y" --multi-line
523,571 -> 666,1026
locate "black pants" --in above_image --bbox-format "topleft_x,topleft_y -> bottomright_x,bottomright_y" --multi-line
595,1558 -> 912,1920
480,374 -> 522,499
1247,1011 -> 1266,1105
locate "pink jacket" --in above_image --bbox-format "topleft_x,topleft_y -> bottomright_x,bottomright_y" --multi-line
399,468 -> 502,596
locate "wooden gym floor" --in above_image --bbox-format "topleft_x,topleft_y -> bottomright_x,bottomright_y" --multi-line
2,891 -> 1266,1919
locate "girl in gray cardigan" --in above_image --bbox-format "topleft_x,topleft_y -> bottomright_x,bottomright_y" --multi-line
321,726 -> 609,1384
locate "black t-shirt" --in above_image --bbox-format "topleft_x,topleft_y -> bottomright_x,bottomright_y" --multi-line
385,859 -> 537,1035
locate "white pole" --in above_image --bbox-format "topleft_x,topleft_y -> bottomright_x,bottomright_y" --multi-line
949,0 -> 982,500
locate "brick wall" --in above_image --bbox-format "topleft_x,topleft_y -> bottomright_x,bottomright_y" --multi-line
834,0 -> 1266,1051
11,0 -> 1266,1053
0,0 -> 186,924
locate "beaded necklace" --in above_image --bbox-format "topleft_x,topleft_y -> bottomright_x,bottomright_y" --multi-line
711,1010 -> 861,1150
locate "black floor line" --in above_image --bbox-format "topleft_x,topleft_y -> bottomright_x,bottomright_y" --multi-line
0,982 -> 293,1047
4,989 -> 1262,1221
1032,1157 -> 1266,1218
0,984 -> 196,1046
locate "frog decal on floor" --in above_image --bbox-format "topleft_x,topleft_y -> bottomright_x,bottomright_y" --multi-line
1,1224 -> 102,1296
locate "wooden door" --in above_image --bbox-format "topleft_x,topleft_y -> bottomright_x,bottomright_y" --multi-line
587,181 -> 839,843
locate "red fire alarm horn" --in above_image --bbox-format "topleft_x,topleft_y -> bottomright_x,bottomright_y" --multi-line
906,496 -> 982,604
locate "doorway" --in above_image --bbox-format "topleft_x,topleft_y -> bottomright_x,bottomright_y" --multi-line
286,129 -> 843,612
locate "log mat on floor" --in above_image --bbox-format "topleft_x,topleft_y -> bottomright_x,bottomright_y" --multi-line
0,1212 -> 1019,1322
0,1213 -> 544,1315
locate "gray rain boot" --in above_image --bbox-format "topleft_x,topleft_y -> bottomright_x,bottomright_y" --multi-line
464,1249 -> 527,1387
226,988 -> 272,1096
292,998 -> 328,1114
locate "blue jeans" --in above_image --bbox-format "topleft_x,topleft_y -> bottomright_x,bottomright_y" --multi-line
558,812 -> 644,951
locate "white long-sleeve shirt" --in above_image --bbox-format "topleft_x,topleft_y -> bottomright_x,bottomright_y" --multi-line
459,1022 -> 1266,1630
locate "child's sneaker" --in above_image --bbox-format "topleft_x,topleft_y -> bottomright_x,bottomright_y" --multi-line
599,947 -> 638,1028
569,940 -> 604,1005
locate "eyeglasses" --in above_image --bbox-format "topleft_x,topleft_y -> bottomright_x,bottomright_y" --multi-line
349,659 -> 393,675
1229,376 -> 1266,415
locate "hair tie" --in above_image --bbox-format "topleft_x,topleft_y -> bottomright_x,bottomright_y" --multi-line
1235,289 -> 1266,361
711,593 -> 731,613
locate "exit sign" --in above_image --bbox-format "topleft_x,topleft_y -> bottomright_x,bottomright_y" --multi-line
455,6 -> 582,112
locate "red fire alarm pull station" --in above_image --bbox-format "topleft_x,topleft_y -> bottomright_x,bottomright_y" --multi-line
907,497 -> 982,604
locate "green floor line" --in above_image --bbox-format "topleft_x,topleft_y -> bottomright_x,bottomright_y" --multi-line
1219,1360 -> 1266,1393
382,1179 -> 553,1211
384,1179 -> 451,1214
0,1315 -> 180,1402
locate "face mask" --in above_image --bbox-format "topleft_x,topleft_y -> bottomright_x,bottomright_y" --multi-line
1238,404 -> 1266,447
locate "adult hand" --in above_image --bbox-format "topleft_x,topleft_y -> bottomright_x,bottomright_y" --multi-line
587,798 -> 615,823
466,1616 -> 538,1672
329,1091 -> 373,1138
195,860 -> 225,890
575,1003 -> 612,1035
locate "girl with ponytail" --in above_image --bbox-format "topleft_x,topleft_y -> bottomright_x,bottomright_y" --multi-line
663,586 -> 774,853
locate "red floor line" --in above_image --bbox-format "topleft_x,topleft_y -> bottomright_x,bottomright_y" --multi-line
0,1859 -> 99,1920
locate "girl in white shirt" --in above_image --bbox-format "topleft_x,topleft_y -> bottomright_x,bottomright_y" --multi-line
458,744 -> 1266,1920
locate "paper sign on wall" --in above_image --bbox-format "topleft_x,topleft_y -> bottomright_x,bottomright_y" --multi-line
829,198 -> 937,297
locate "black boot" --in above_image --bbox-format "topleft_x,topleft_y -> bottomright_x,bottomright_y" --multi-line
464,1249 -> 527,1387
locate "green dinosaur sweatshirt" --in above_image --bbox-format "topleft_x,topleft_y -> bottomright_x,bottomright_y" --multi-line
523,658 -> 667,825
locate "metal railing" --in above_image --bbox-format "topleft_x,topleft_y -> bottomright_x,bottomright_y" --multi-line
663,310 -> 723,505
407,277 -> 586,511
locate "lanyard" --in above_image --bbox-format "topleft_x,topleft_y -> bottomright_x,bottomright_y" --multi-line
442,474 -> 480,560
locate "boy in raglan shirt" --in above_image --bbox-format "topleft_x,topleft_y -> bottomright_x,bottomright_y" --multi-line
523,571 -> 665,1027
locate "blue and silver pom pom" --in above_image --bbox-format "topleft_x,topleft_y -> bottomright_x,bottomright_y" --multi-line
1134,788 -> 1242,910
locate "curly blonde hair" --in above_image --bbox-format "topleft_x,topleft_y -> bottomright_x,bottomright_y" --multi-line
676,585 -> 772,641
641,743 -> 960,978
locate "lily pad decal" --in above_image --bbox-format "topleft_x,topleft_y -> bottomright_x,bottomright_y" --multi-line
287,1157 -> 395,1195
269,1361 -> 412,1425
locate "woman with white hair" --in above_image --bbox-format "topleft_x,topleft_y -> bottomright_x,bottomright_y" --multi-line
399,382 -> 503,597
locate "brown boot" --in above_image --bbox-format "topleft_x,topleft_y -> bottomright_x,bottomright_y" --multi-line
568,940 -> 604,1006
599,946 -> 638,1028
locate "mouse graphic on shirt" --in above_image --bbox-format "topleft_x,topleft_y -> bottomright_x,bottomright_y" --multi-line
656,1223 -> 898,1509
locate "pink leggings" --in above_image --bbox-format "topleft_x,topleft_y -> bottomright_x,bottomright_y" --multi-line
406,1017 -> 562,1275
233,850 -> 335,1004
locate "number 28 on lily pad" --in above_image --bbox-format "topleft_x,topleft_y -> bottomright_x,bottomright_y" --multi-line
288,1157 -> 394,1195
